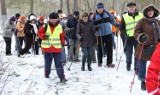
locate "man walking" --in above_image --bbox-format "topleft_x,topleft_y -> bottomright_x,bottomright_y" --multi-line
120,2 -> 143,71
38,12 -> 67,83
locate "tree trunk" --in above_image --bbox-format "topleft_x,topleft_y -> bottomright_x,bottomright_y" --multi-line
30,0 -> 34,13
60,0 -> 63,10
66,0 -> 70,14
0,0 -> 7,31
73,0 -> 78,11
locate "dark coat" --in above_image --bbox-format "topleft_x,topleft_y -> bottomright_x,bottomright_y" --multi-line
134,4 -> 160,60
24,20 -> 37,45
67,17 -> 79,40
76,20 -> 96,47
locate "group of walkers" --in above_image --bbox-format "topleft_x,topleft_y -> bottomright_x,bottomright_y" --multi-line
2,2 -> 160,94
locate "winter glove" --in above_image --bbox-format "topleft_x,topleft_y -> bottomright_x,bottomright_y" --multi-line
44,35 -> 50,40
125,35 -> 129,40
114,23 -> 120,27
11,28 -> 15,32
137,33 -> 149,44
95,26 -> 99,31
79,37 -> 83,42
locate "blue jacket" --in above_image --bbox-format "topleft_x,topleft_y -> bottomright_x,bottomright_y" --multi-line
92,11 -> 117,36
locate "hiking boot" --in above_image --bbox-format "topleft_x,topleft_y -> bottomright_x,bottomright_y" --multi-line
75,59 -> 80,62
60,78 -> 67,83
126,64 -> 131,71
141,81 -> 146,91
81,67 -> 85,71
107,63 -> 115,68
92,60 -> 96,63
88,66 -> 92,71
98,63 -> 102,67
6,54 -> 12,56
45,75 -> 50,78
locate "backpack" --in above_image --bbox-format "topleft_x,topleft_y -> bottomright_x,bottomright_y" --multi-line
44,23 -> 48,33
93,11 -> 110,21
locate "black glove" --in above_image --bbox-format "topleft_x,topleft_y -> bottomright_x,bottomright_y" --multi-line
95,26 -> 99,31
114,23 -> 120,27
44,35 -> 50,40
138,33 -> 148,44
11,28 -> 15,32
79,37 -> 83,42
125,35 -> 129,40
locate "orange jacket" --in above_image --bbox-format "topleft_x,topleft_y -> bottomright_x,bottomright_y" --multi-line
16,19 -> 25,37
112,17 -> 119,32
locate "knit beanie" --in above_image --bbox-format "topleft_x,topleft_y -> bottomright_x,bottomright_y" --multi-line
15,13 -> 20,18
96,2 -> 104,9
30,15 -> 36,21
39,16 -> 44,21
9,16 -> 16,21
49,12 -> 58,19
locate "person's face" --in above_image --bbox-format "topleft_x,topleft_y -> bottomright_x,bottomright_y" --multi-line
127,5 -> 136,13
49,18 -> 58,24
31,19 -> 36,24
147,10 -> 154,18
97,8 -> 104,14
39,21 -> 44,23
82,16 -> 88,23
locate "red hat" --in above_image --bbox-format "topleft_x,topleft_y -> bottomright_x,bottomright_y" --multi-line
39,16 -> 44,21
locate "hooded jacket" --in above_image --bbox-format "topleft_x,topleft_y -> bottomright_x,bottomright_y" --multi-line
3,20 -> 15,38
134,4 -> 160,60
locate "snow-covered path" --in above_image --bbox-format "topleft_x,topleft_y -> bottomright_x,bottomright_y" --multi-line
0,36 -> 148,95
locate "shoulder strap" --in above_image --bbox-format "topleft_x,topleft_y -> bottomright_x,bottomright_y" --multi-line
44,23 -> 48,33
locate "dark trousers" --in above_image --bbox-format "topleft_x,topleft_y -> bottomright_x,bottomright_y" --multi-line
44,52 -> 65,79
97,34 -> 113,65
33,41 -> 39,55
20,43 -> 31,55
3,37 -> 11,55
82,47 -> 93,67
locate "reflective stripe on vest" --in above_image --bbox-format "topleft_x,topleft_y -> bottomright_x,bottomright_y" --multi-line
41,24 -> 62,48
123,13 -> 143,37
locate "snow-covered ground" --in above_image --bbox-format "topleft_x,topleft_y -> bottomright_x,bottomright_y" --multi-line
0,35 -> 148,95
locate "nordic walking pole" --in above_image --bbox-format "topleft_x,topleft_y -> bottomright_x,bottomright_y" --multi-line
116,38 -> 128,71
67,42 -> 81,71
130,43 -> 145,92
115,27 -> 119,61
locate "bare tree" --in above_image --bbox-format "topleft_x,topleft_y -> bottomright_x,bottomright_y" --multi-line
66,0 -> 70,14
73,0 -> 78,11
0,0 -> 7,30
30,0 -> 33,13
60,0 -> 63,11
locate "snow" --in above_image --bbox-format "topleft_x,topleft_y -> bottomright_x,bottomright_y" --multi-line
0,35 -> 148,95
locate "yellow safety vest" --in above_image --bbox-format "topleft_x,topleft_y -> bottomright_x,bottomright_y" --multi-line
123,13 -> 143,37
41,24 -> 62,48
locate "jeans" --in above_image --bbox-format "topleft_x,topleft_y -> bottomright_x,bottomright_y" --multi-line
82,47 -> 93,67
44,52 -> 65,79
135,57 -> 147,81
60,47 -> 66,62
125,44 -> 136,65
17,37 -> 24,54
3,37 -> 11,55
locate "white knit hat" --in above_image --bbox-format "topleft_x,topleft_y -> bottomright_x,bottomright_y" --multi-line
30,15 -> 36,21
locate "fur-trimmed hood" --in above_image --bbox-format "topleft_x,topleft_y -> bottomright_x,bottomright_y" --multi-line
143,4 -> 159,18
